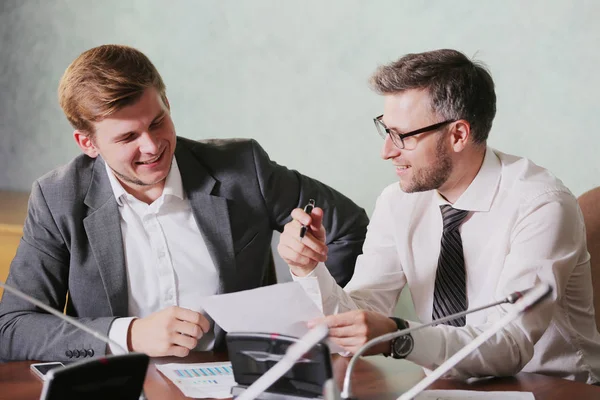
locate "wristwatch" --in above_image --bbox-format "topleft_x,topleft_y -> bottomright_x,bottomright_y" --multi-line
389,317 -> 414,359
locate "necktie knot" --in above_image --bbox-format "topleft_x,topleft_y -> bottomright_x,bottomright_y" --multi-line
440,205 -> 469,232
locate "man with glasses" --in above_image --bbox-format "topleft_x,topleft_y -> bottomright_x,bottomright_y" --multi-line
278,49 -> 600,382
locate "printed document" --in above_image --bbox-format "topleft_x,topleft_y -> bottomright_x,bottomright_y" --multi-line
416,390 -> 535,399
156,361 -> 236,399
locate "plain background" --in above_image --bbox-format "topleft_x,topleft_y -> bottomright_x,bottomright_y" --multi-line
1,1 -> 599,318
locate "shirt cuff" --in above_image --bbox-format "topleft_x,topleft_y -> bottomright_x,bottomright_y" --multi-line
108,317 -> 136,354
291,263 -> 327,313
405,321 -> 444,371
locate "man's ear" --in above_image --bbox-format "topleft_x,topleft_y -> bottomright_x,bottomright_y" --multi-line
73,130 -> 99,158
450,120 -> 471,153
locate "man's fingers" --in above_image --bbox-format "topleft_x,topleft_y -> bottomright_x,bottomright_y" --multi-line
327,324 -> 368,339
172,307 -> 199,323
168,344 -> 192,358
281,221 -> 327,255
301,230 -> 327,255
280,234 -> 327,262
317,311 -> 364,329
278,243 -> 320,267
174,320 -> 204,338
310,207 -> 324,231
290,208 -> 312,226
308,313 -> 368,343
290,207 -> 326,242
172,307 -> 210,332
168,307 -> 211,336
282,217 -> 311,239
307,317 -> 327,328
329,336 -> 365,349
198,316 -> 211,333
171,331 -> 198,350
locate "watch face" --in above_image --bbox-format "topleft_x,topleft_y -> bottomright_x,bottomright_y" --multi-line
393,335 -> 414,358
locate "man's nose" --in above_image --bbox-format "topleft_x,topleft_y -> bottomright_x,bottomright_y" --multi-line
381,135 -> 401,160
139,132 -> 159,153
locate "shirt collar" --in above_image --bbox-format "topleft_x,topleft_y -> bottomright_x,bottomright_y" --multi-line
435,147 -> 501,212
162,156 -> 185,200
104,156 -> 185,206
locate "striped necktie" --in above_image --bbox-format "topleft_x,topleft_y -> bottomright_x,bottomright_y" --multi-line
432,205 -> 470,327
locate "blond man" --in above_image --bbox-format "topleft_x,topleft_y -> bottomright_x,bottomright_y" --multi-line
0,45 -> 368,362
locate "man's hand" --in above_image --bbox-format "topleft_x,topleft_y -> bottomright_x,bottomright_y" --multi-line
308,310 -> 398,355
277,207 -> 328,277
128,306 -> 210,357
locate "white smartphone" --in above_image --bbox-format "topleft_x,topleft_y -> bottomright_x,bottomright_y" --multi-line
30,362 -> 65,381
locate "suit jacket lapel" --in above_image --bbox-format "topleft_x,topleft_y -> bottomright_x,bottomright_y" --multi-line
83,157 -> 128,316
175,143 -> 236,294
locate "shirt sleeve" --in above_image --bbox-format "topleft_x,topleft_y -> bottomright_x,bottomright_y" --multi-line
292,191 -> 408,316
249,139 -> 369,287
406,191 -> 587,378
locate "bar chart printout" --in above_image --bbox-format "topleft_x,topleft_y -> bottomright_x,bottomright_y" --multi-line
156,361 -> 237,399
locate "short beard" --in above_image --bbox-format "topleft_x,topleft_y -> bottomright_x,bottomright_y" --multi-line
111,168 -> 150,187
401,134 -> 452,193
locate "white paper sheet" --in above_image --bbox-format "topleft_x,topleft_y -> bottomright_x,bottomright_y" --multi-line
202,281 -> 325,338
156,361 -> 236,399
415,390 -> 535,399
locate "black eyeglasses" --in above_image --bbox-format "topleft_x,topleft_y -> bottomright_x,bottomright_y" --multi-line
374,115 -> 456,150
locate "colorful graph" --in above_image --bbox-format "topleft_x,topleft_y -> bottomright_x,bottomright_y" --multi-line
174,365 -> 233,378
156,361 -> 236,397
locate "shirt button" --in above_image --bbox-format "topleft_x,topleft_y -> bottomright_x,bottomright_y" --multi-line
73,349 -> 80,358
65,350 -> 73,358
86,349 -> 95,357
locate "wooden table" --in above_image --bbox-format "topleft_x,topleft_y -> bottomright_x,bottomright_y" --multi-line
1,352 -> 599,400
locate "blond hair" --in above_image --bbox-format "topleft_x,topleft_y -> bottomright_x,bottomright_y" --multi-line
58,44 -> 167,135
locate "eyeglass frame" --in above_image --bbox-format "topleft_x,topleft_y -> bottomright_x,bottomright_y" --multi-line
374,115 -> 457,149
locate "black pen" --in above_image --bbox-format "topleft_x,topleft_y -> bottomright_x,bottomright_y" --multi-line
299,199 -> 316,239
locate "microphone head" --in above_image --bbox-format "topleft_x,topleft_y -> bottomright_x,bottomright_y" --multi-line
506,287 -> 536,304
506,283 -> 553,305
516,283 -> 553,312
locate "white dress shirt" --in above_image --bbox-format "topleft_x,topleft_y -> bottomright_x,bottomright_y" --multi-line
105,157 -> 219,353
295,148 -> 600,383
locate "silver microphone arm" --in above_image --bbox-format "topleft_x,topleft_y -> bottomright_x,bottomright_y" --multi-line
398,283 -> 552,400
1,280 -> 149,400
340,286 -> 542,399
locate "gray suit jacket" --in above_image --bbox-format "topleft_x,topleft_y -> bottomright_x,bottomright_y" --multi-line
0,137 -> 368,361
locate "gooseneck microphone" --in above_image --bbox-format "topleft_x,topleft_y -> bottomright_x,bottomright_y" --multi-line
235,324 -> 330,400
0,280 -> 149,400
398,283 -> 552,400
340,284 -> 552,400
0,280 -> 127,355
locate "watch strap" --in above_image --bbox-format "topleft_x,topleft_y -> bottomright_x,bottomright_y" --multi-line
389,317 -> 409,331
